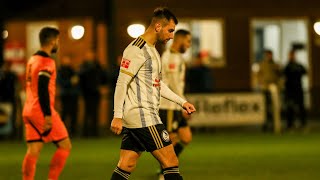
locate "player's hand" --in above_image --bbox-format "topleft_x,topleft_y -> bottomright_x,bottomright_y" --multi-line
182,102 -> 196,115
111,118 -> 123,135
43,116 -> 52,136
182,110 -> 191,120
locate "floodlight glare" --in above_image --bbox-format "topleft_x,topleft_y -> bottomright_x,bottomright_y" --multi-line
71,25 -> 85,40
127,24 -> 145,38
313,22 -> 320,36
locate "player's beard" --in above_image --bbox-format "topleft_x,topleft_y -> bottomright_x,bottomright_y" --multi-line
158,32 -> 171,44
51,44 -> 58,54
179,45 -> 187,53
159,38 -> 171,44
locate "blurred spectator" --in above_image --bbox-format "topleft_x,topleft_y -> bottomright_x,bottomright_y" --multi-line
79,49 -> 104,137
257,50 -> 282,131
0,62 -> 17,103
257,50 -> 282,90
0,61 -> 18,137
186,51 -> 214,93
57,55 -> 80,137
283,50 -> 307,130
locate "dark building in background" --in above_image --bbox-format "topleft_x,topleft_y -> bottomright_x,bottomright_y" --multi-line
1,0 -> 320,118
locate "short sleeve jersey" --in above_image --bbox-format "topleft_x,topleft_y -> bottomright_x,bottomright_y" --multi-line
160,49 -> 186,110
23,52 -> 57,118
119,37 -> 163,128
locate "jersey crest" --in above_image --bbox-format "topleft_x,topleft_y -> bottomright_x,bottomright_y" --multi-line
161,130 -> 170,142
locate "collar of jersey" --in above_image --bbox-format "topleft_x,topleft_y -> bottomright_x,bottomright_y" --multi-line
34,50 -> 50,57
139,36 -> 154,47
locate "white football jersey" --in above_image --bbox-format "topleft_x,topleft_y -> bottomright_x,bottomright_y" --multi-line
160,49 -> 186,110
113,37 -> 186,128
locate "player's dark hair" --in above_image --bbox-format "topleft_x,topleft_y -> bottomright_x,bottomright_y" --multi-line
264,49 -> 273,55
39,27 -> 60,46
153,7 -> 178,25
175,29 -> 190,37
289,49 -> 296,54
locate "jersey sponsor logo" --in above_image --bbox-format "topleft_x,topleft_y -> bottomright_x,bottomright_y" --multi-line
161,130 -> 170,142
121,58 -> 131,69
153,77 -> 161,88
169,63 -> 176,70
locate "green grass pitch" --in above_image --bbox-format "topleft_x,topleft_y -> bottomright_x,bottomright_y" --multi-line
0,132 -> 319,180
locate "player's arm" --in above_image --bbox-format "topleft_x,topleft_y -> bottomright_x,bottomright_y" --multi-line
111,46 -> 145,135
161,53 -> 179,93
160,81 -> 196,114
38,71 -> 52,134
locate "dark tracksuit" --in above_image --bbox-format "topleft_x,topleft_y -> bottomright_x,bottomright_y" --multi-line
284,60 -> 307,129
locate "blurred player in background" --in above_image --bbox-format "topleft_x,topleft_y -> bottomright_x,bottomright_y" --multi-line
22,27 -> 71,180
159,30 -> 192,179
110,7 -> 196,180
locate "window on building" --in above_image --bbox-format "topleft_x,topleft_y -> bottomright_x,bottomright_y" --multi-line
167,19 -> 225,67
250,18 -> 310,108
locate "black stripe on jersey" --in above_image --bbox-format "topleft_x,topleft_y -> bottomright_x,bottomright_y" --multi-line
132,37 -> 146,49
132,37 -> 142,46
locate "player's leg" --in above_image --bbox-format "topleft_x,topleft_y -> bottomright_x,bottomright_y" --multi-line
158,109 -> 179,179
111,150 -> 141,180
144,124 -> 182,179
48,138 -> 71,180
111,128 -> 144,180
174,111 -> 192,157
22,141 -> 44,180
22,117 -> 44,180
175,126 -> 192,157
159,110 -> 180,153
152,145 -> 182,180
169,132 -> 179,146
47,114 -> 71,180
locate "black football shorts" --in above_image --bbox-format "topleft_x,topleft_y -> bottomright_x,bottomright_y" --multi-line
121,124 -> 172,152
